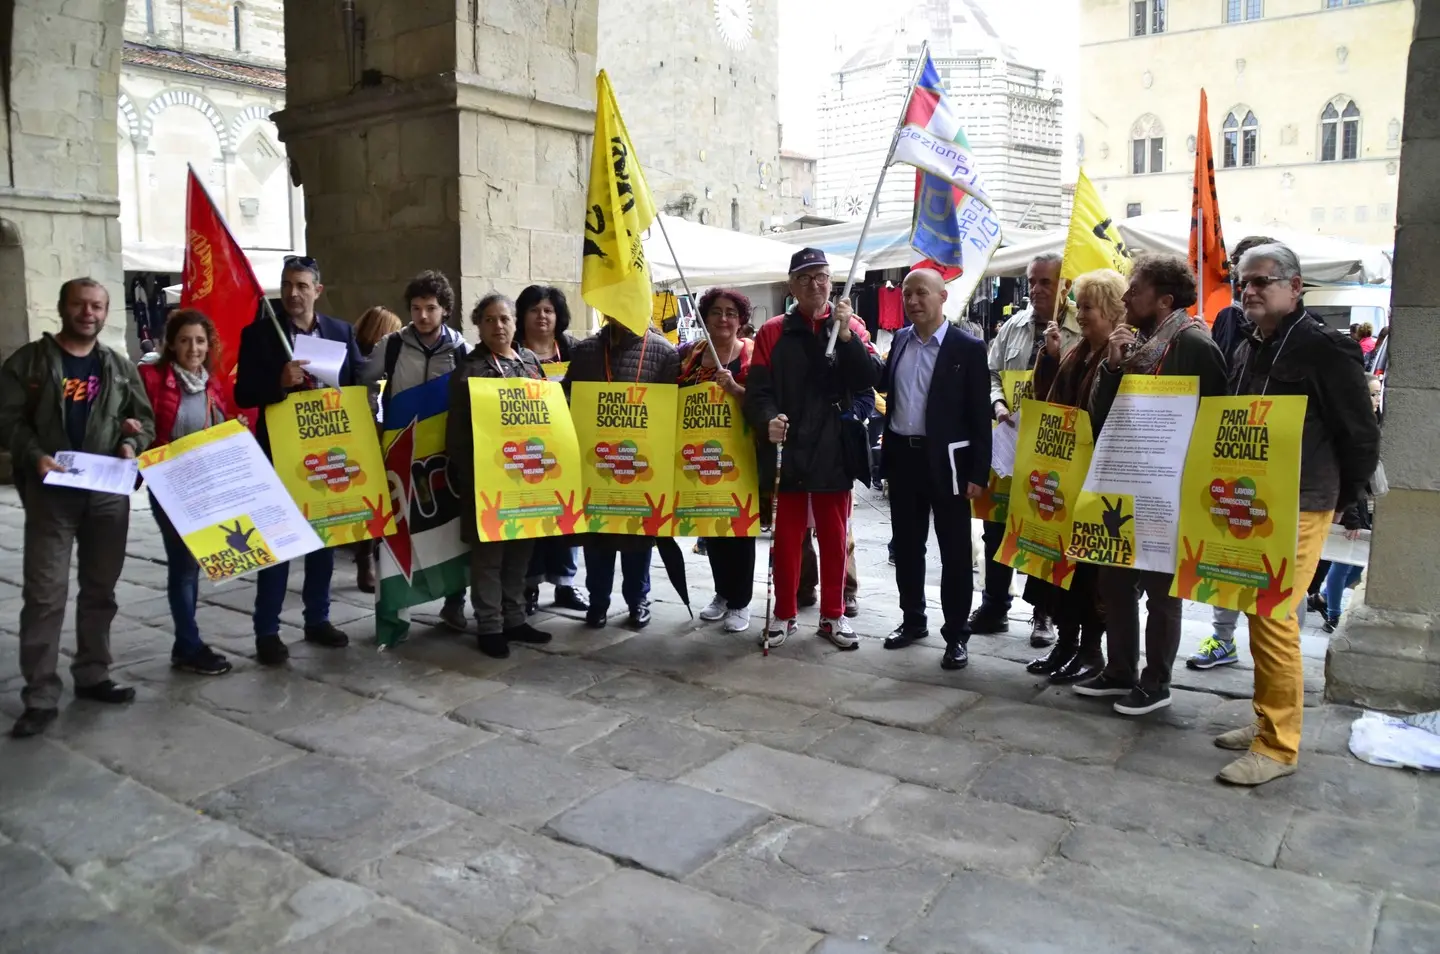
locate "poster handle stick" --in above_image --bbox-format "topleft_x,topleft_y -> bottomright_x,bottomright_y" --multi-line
826,40 -> 930,358
261,297 -> 295,361
653,213 -> 720,366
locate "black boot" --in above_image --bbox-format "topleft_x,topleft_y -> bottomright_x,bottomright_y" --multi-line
1052,623 -> 1105,684
1026,638 -> 1077,675
524,586 -> 540,616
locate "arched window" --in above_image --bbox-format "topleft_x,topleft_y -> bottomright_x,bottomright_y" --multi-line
1222,109 -> 1259,168
1130,114 -> 1164,175
1321,98 -> 1360,161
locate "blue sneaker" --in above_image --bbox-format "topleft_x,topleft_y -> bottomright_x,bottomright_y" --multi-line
1186,636 -> 1239,670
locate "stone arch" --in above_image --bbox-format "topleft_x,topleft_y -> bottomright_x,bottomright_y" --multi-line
1130,113 -> 1164,141
140,89 -> 232,152
117,92 -> 141,141
230,103 -> 275,142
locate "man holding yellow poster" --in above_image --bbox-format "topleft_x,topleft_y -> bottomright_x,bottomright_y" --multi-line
1191,242 -> 1379,787
1073,254 -> 1228,719
997,398 -> 1094,593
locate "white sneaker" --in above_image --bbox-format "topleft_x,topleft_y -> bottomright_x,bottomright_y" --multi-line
698,595 -> 727,622
761,617 -> 796,649
818,616 -> 859,650
723,607 -> 751,633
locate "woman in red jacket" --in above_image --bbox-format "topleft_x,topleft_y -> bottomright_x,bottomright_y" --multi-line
139,308 -> 238,676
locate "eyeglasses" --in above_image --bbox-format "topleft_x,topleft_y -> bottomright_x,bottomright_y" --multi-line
1236,275 -> 1287,291
793,272 -> 832,287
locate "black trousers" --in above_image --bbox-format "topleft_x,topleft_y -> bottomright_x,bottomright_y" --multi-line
980,519 -> 1014,612
887,436 -> 972,645
705,535 -> 756,610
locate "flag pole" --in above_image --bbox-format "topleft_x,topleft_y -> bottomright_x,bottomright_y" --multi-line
1196,204 -> 1205,325
826,40 -> 931,358
652,213 -> 720,366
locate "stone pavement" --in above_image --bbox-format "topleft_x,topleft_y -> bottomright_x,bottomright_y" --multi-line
0,483 -> 1436,954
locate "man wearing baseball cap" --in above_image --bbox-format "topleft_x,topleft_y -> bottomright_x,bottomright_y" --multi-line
744,249 -> 882,650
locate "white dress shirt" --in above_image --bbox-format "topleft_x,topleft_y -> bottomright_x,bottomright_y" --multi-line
891,321 -> 948,437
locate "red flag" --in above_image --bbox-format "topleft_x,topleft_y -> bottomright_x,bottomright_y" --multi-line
180,167 -> 262,414
1189,90 -> 1230,325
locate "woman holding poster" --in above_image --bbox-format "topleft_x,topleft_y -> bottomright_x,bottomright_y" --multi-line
139,309 -> 238,676
1021,269 -> 1125,684
678,289 -> 756,634
447,293 -> 553,659
514,285 -> 588,617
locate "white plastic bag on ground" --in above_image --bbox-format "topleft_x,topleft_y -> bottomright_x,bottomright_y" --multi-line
1348,710 -> 1440,770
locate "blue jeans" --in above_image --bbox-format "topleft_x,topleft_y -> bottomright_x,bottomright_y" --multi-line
583,540 -> 651,612
254,548 -> 334,637
1324,562 -> 1364,622
527,539 -> 579,587
150,494 -> 203,659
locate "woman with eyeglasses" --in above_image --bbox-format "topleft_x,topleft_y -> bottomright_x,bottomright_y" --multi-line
513,285 -> 589,617
679,289 -> 757,633
139,309 -> 239,676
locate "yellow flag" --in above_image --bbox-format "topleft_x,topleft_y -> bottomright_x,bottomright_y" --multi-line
1062,168 -> 1133,280
582,71 -> 657,336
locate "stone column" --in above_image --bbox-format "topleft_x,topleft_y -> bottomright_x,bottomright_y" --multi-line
0,0 -> 126,358
271,0 -> 597,327
1325,0 -> 1440,711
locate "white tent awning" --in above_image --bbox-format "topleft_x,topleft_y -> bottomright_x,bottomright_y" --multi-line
645,214 -> 865,288
125,241 -> 293,296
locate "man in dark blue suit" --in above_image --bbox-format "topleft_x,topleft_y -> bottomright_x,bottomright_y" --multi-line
234,256 -> 362,666
879,267 -> 992,671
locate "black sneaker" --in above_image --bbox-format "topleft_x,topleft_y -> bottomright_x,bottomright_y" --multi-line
1322,619 -> 1338,634
554,585 -> 589,611
1029,614 -> 1055,648
504,623 -> 553,645
585,607 -> 608,629
256,634 -> 290,666
477,634 -> 511,659
629,600 -> 652,628
1113,685 -> 1172,716
303,622 -> 350,648
74,680 -> 136,704
10,707 -> 57,738
1072,672 -> 1135,698
968,606 -> 1010,635
171,646 -> 233,676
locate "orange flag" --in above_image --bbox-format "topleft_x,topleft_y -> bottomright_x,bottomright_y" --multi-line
1189,90 -> 1230,325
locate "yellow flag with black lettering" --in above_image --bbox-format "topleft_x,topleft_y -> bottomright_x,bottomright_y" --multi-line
582,71 -> 656,336
1062,168 -> 1133,280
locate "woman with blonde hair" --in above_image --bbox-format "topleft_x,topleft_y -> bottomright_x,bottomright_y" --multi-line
1021,267 -> 1127,684
351,305 -> 403,592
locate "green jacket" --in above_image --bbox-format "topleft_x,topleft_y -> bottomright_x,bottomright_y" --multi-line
0,334 -> 156,476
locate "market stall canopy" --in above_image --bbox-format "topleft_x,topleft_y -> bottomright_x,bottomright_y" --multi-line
986,213 -> 1392,286
646,214 -> 865,287
127,241 -> 293,297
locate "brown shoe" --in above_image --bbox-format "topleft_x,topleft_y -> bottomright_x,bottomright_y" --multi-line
1217,751 -> 1296,786
1214,722 -> 1260,751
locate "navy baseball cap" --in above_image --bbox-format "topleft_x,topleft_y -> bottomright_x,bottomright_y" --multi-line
788,247 -> 830,274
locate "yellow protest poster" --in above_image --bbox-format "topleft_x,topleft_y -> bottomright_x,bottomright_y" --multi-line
467,377 -> 584,542
542,360 -> 570,383
672,383 -> 761,538
570,381 -> 678,536
997,398 -> 1096,590
972,371 -> 1033,522
1171,395 -> 1306,618
140,419 -> 325,581
265,386 -> 395,548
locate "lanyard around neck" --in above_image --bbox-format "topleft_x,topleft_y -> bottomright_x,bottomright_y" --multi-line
604,330 -> 650,384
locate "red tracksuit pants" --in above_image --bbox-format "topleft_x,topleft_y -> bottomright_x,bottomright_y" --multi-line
772,490 -> 852,621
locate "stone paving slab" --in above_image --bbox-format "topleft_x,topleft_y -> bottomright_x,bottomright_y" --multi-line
685,693 -> 852,753
449,686 -> 630,749
572,716 -> 736,778
0,842 -> 110,934
494,653 -> 628,697
547,778 -> 770,878
1041,824 -> 1381,954
500,868 -> 820,954
355,816 -> 613,943
687,820 -> 951,945
411,737 -> 629,831
970,752 -> 1294,866
0,913 -> 189,954
940,696 -> 1139,765
195,754 -> 465,877
696,655 -> 882,709
678,743 -> 897,828
271,900 -> 493,954
276,700 -> 493,776
188,667 -> 371,735
805,719 -> 1002,792
1277,813 -> 1440,904
832,676 -> 980,730
587,627 -> 756,677
576,670 -> 729,720
1250,750 -> 1420,825
854,781 -> 1070,875
1373,896 -> 1440,954
196,877 -> 379,953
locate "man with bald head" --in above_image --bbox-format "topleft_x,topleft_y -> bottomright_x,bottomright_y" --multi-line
878,266 -> 992,671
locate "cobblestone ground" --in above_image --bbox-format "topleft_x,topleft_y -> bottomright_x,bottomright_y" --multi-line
0,484 -> 1436,954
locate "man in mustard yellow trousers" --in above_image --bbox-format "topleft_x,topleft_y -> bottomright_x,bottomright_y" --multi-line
1214,243 -> 1380,786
